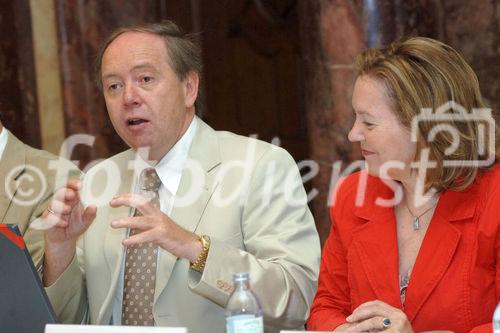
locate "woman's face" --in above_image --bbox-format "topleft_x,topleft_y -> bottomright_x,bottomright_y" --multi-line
349,75 -> 417,181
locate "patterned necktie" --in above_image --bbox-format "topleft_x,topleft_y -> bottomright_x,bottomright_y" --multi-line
122,168 -> 161,326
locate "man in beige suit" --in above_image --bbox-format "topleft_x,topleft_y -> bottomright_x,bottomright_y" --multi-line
42,21 -> 320,332
0,121 -> 77,267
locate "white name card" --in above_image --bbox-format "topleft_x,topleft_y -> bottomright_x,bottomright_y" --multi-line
45,325 -> 187,333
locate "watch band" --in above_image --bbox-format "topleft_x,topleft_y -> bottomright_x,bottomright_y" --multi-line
190,235 -> 210,273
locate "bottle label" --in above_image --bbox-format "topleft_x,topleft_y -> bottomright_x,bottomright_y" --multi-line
226,314 -> 263,333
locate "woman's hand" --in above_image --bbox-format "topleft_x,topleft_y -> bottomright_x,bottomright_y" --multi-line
345,300 -> 413,332
333,323 -> 355,331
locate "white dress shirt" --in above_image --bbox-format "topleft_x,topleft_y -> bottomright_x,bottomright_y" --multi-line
0,127 -> 10,161
112,117 -> 198,324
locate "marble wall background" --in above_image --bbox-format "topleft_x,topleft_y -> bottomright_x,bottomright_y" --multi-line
53,0 -> 166,168
0,0 -> 39,147
298,0 -> 500,243
0,0 -> 498,243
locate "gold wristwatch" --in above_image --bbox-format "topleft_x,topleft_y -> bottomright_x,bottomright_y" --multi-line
190,235 -> 210,273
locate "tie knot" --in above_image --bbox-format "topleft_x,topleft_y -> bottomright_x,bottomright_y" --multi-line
139,168 -> 161,192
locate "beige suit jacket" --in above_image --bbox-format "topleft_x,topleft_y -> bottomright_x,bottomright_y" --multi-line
46,119 -> 321,332
0,131 -> 78,267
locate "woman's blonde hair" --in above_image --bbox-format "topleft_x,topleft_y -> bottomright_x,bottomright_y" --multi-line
355,37 -> 498,191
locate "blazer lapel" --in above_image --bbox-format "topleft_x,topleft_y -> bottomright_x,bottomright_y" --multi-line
154,118 -> 221,303
403,183 -> 478,321
352,177 -> 402,308
0,133 -> 26,223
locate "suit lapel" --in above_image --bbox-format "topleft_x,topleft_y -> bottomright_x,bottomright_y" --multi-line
0,133 -> 26,223
403,183 -> 477,321
352,177 -> 402,308
154,118 -> 221,303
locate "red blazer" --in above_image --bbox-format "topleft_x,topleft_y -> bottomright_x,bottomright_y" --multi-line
308,165 -> 500,332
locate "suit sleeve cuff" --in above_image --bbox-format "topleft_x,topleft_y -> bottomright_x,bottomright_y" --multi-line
45,254 -> 83,314
187,237 -> 234,307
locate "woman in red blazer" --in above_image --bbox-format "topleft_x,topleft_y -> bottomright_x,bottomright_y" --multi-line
307,37 -> 499,333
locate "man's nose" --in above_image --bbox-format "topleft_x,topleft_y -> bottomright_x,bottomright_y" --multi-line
123,84 -> 141,107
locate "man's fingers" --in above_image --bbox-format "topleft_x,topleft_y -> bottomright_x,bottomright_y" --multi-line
64,178 -> 82,191
52,187 -> 75,203
30,213 -> 69,231
110,193 -> 155,215
111,217 -> 151,231
48,200 -> 73,216
53,179 -> 81,200
122,230 -> 157,247
82,205 -> 97,225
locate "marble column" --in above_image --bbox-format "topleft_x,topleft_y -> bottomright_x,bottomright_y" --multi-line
30,0 -> 66,154
298,0 -> 365,245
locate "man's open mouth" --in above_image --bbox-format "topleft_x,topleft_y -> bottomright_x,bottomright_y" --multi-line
127,118 -> 148,126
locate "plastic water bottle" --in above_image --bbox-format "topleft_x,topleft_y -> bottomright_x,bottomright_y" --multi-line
225,272 -> 264,333
494,303 -> 500,333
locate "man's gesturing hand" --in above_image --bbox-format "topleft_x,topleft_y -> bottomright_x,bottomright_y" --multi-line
110,193 -> 202,263
42,179 -> 97,286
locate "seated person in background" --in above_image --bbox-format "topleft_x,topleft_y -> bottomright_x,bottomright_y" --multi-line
41,20 -> 321,332
307,37 -> 499,333
0,119 -> 78,267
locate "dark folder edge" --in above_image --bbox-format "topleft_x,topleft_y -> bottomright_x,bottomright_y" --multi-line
0,223 -> 58,330
0,224 -> 26,249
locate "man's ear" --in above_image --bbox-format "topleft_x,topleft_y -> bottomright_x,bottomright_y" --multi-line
183,71 -> 199,108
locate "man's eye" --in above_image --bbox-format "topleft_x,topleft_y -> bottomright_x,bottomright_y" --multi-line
141,76 -> 154,83
108,83 -> 120,91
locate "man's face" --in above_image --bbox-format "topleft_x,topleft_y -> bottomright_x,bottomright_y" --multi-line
101,31 -> 197,161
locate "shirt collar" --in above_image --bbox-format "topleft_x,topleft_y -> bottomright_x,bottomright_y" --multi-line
153,116 -> 198,196
0,127 -> 10,161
